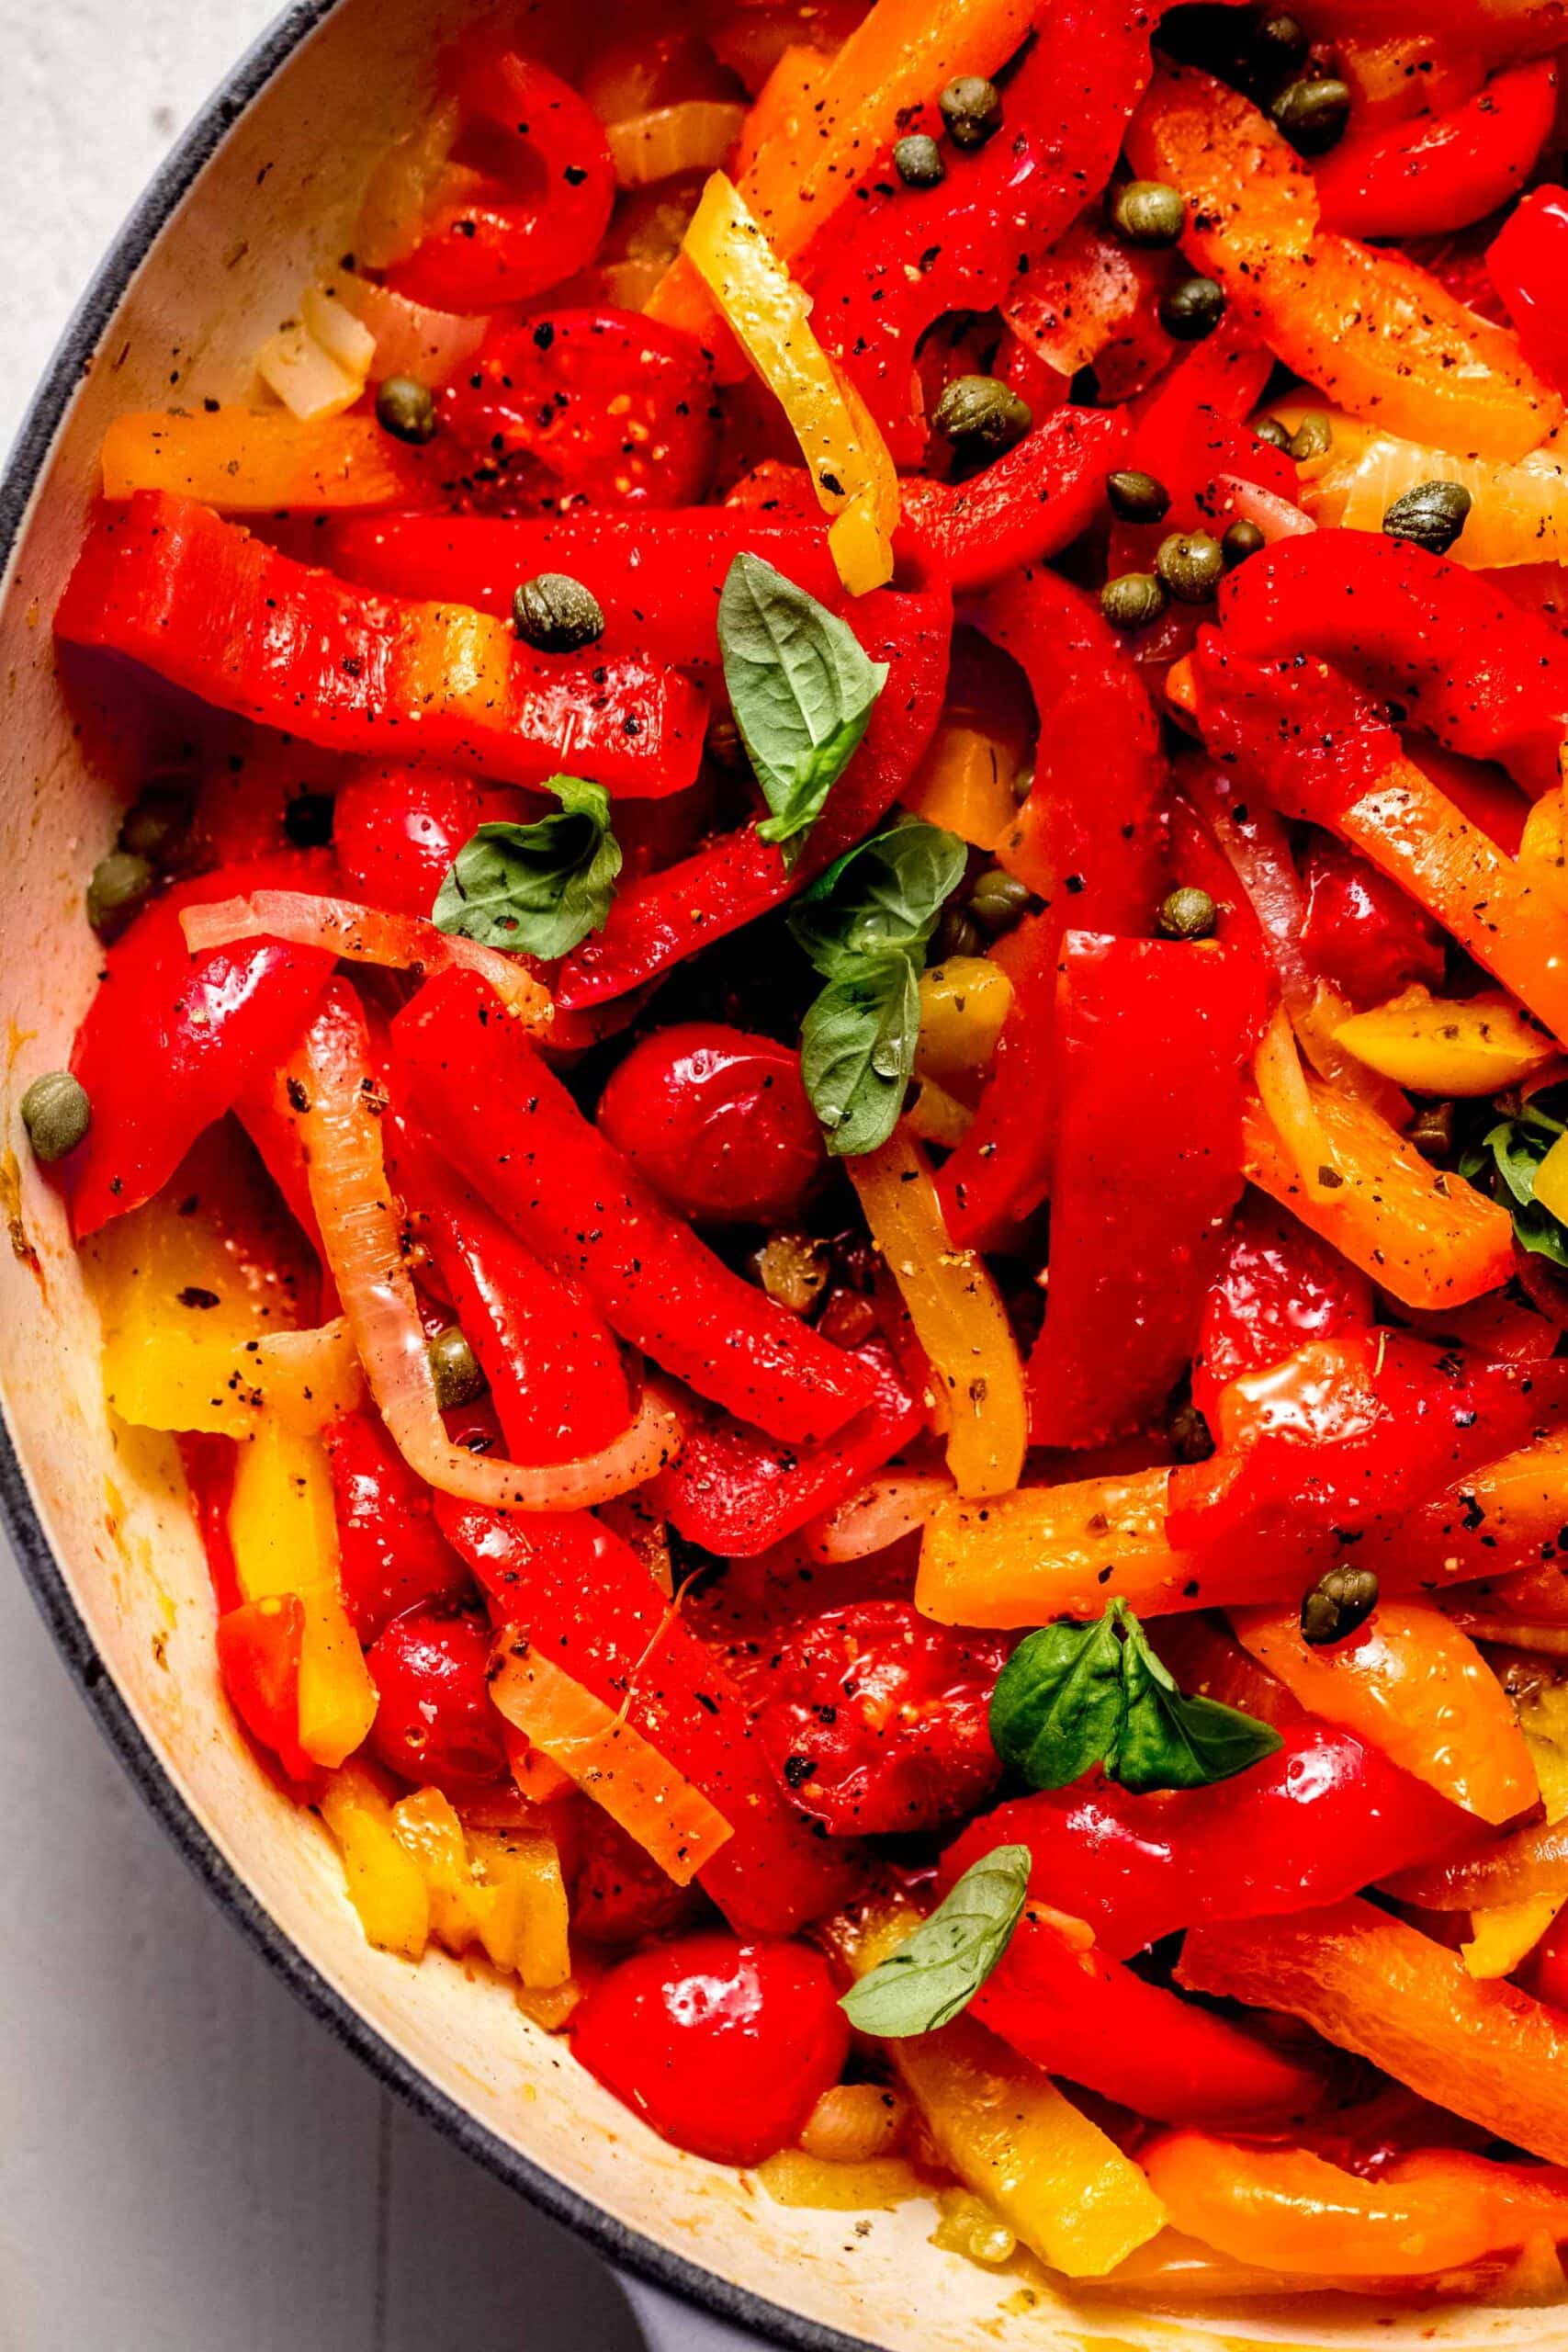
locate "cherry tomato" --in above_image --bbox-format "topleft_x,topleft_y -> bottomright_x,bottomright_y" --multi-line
1193,1195 -> 1373,1415
755,1600 -> 1008,1836
367,1608 -> 507,1791
596,1023 -> 826,1225
570,1932 -> 850,2165
441,309 -> 717,512
1299,833 -> 1447,1009
332,766 -> 529,921
570,1805 -> 709,1948
327,1410 -> 475,1640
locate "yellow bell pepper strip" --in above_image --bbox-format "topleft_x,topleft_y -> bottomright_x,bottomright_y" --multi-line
486,1631 -> 733,1888
917,1465 -> 1196,1629
229,1416 -> 378,1770
1336,988 -> 1559,1098
1243,1079 -> 1515,1310
319,1761 -> 431,1960
647,0 -> 1036,343
826,1896 -> 1168,2278
1127,65 -> 1561,461
680,172 -> 897,594
908,1077 -> 974,1149
1289,403 -> 1568,571
914,956 -> 1015,1100
100,408 -> 431,512
849,1126 -> 1028,1498
389,1787 -> 491,1957
1465,1682 -> 1568,1979
902,723 -> 1023,851
466,1826 -> 572,1989
1178,1895 -> 1568,2165
1141,2132 -> 1568,2278
756,2150 -> 922,2212
1231,1600 -> 1538,1825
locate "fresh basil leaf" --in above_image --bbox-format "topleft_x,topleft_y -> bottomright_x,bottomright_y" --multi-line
789,820 -> 968,978
799,956 -> 921,1158
433,778 -> 621,960
1461,1106 -> 1568,1270
1112,1621 -> 1282,1794
718,553 -> 889,861
988,1614 -> 1127,1792
840,1845 -> 1031,2038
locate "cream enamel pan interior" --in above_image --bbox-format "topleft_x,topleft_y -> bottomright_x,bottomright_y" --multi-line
0,6 -> 1562,2347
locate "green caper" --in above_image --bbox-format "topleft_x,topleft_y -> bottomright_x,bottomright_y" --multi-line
933,905 -> 983,962
1159,274 -> 1226,342
19,1070 -> 91,1164
1254,415 -> 1294,452
1382,480 -> 1472,557
1111,178 -> 1186,249
118,779 -> 194,865
283,791 -> 334,849
1271,74 -> 1352,154
428,1326 -> 486,1412
1157,884 -> 1218,941
931,374 -> 1032,463
1407,1101 -> 1457,1162
1166,1396 -> 1215,1464
1301,1563 -> 1380,1647
893,131 -> 946,188
1011,761 -> 1035,807
86,851 -> 153,941
1106,468 -> 1172,525
513,571 -> 607,653
1253,11 -> 1307,68
968,869 -> 1032,938
751,1230 -> 831,1317
1288,411 -> 1333,463
1222,518 -> 1267,567
938,74 -> 1003,151
375,374 -> 439,445
1156,528 -> 1225,603
1100,571 -> 1169,630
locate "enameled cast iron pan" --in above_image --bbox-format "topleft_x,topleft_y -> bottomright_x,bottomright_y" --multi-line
1,7 -> 1562,2348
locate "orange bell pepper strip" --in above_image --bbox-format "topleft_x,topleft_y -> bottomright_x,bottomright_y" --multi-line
1179,1895 -> 1568,2165
100,408 -> 431,513
1142,2132 -> 1568,2278
917,1465 -> 1197,1628
1127,64 -> 1562,461
1367,1430 -> 1568,1593
730,42 -> 830,185
1231,1600 -> 1538,1825
849,1125 -> 1028,1498
647,0 -> 1035,343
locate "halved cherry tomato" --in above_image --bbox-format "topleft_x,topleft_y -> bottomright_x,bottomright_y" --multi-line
325,1409 -> 475,1641
596,1023 -> 826,1226
570,1805 -> 709,1949
1298,833 -> 1447,1010
332,766 -> 530,922
367,1607 -> 507,1792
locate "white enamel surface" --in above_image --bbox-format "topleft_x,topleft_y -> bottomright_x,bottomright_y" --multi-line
1,6 -> 1565,2349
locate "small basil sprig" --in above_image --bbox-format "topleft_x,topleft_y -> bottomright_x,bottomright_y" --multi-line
788,821 -> 965,1158
990,1600 -> 1281,1796
433,778 -> 621,960
718,553 -> 889,861
840,1845 -> 1030,2039
1459,1091 -> 1568,1269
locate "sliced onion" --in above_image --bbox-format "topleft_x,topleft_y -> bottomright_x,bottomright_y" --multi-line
1255,1003 -> 1340,1202
807,1474 -> 953,1564
355,97 -> 462,271
300,286 -> 377,379
489,1631 -> 731,1882
1383,1813 -> 1568,1913
289,991 -> 682,1510
1211,473 -> 1316,542
254,322 -> 365,422
180,891 -> 554,1033
605,102 -> 747,188
329,274 -> 490,386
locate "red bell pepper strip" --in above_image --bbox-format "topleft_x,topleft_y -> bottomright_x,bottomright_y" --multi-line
896,407 -> 1132,594
54,491 -> 705,801
1489,185 -> 1568,395
179,1432 -> 242,1615
937,568 -> 1166,1246
215,1593 -> 316,1784
384,43 -> 615,314
555,588 -> 951,1012
393,970 -> 879,1446
1217,530 -> 1568,796
970,1907 -> 1323,2129
1134,316 -> 1277,439
806,0 -> 1165,463
1316,62 -> 1557,241
322,1408 -> 474,1642
439,1498 -> 859,1936
649,1340 -> 922,1558
942,1717 -> 1472,1962
1028,933 -> 1252,1449
394,1128 -> 633,1464
64,856 -> 335,1239
325,508 -> 840,667
1192,1193 -> 1372,1422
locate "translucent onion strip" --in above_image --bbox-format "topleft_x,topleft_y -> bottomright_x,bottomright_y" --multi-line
605,102 -> 747,188
328,274 -> 491,386
289,989 -> 681,1510
1384,1815 -> 1568,1914
807,1474 -> 954,1563
182,891 -> 554,1033
1255,1004 -> 1341,1202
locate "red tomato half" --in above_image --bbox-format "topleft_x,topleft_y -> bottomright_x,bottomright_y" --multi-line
366,1608 -> 507,1792
755,1600 -> 1008,1836
571,1932 -> 850,2164
326,1410 -> 475,1640
596,1023 -> 826,1224
333,766 -> 531,922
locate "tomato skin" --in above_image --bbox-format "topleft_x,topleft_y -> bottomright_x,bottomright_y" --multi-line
367,1610 -> 507,1792
1193,1195 -> 1373,1417
755,1600 -> 1008,1837
570,1806 -> 709,1948
325,1410 -> 474,1640
596,1023 -> 826,1226
332,766 -> 528,921
571,1933 -> 851,2165
1299,834 -> 1447,1009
